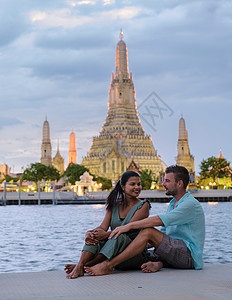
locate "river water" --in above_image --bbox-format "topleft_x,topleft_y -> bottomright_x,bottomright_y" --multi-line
0,202 -> 231,273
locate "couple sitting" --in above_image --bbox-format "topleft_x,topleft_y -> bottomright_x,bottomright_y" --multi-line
65,165 -> 205,278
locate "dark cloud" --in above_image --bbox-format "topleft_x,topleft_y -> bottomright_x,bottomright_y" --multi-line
0,117 -> 23,130
0,6 -> 28,47
28,47 -> 113,82
34,28 -> 114,50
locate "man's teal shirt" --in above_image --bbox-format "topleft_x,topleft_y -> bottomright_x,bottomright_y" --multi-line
158,192 -> 205,269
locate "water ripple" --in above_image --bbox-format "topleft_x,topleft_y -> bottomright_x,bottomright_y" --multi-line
0,202 -> 231,273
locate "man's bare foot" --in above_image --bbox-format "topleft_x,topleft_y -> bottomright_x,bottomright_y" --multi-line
84,261 -> 113,276
141,261 -> 163,273
64,264 -> 76,274
66,264 -> 84,279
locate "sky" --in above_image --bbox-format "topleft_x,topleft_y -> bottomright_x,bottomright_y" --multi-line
0,0 -> 231,176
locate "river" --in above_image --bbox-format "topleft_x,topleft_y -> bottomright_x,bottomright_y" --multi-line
0,202 -> 231,273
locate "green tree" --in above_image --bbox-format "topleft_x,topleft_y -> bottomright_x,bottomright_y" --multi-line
22,163 -> 60,183
64,164 -> 89,184
93,176 -> 112,190
140,169 -> 153,190
44,165 -> 60,181
199,156 -> 231,183
1,174 -> 19,183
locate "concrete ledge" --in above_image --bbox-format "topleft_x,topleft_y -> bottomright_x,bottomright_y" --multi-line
0,264 -> 231,299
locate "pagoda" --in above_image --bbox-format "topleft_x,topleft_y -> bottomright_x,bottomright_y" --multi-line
176,116 -> 197,187
53,141 -> 65,174
68,130 -> 77,165
41,117 -> 52,166
82,31 -> 166,180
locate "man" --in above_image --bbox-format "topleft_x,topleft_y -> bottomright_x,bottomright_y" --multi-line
85,165 -> 205,276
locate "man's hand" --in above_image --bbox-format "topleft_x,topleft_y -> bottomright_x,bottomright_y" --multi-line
109,224 -> 131,239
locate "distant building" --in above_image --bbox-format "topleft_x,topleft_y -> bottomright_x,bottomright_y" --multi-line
68,130 -> 77,165
74,171 -> 101,196
53,141 -> 65,174
41,117 -> 52,166
126,160 -> 142,174
0,164 -> 9,178
176,117 -> 196,187
82,31 -> 166,180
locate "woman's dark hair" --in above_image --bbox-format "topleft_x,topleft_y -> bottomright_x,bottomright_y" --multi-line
106,171 -> 140,211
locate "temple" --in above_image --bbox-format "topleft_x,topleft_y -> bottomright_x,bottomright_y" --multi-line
53,141 -> 65,174
68,130 -> 77,165
41,117 -> 52,166
176,116 -> 196,187
82,31 -> 166,180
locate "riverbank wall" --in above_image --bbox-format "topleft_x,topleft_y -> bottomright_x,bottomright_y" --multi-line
1,189 -> 232,205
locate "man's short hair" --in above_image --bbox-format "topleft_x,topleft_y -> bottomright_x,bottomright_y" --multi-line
165,165 -> 190,189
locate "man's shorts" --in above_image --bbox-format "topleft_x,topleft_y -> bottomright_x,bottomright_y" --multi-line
148,233 -> 194,269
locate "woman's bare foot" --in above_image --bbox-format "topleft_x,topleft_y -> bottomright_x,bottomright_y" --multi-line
141,261 -> 163,273
64,264 -> 76,274
84,261 -> 113,276
66,264 -> 84,279
84,254 -> 106,267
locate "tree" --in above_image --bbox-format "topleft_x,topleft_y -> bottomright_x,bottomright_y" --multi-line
63,164 -> 90,185
93,176 -> 112,190
199,156 -> 231,182
44,165 -> 60,181
0,174 -> 19,183
140,169 -> 153,190
22,163 -> 60,183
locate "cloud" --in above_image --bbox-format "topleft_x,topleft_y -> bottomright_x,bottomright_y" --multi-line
0,117 -> 23,130
30,8 -> 91,29
67,0 -> 97,6
34,28 -> 113,50
30,6 -> 145,29
0,3 -> 28,47
66,0 -> 115,6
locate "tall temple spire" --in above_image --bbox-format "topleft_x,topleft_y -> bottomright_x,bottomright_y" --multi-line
82,32 -> 166,180
120,28 -> 123,40
41,117 -> 52,166
102,32 -> 144,136
115,29 -> 129,77
176,116 -> 196,185
68,129 -> 77,165
218,148 -> 224,159
178,117 -> 189,145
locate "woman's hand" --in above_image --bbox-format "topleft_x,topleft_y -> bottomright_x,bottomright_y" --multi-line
92,229 -> 107,241
85,231 -> 98,245
109,224 -> 131,239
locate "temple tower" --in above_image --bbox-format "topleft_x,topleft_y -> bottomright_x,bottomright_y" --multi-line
82,31 -> 166,180
53,141 -> 65,174
68,130 -> 77,165
41,117 -> 52,166
218,149 -> 223,159
176,117 -> 196,186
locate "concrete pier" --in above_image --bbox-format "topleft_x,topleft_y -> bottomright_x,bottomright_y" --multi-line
0,264 -> 231,299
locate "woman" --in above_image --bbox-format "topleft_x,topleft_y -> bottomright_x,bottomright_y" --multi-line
65,170 -> 150,279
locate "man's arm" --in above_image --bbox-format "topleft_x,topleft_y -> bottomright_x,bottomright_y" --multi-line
109,215 -> 163,239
